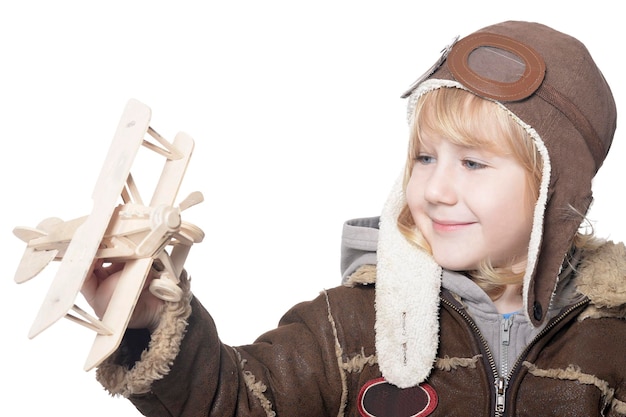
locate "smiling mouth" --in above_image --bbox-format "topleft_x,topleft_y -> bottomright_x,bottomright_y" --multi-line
431,220 -> 475,232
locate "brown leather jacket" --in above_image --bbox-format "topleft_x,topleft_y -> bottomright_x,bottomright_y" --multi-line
97,241 -> 626,417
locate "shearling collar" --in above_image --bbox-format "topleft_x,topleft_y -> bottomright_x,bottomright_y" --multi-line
576,241 -> 626,319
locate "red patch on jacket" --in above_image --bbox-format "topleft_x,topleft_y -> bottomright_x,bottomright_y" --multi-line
357,377 -> 438,417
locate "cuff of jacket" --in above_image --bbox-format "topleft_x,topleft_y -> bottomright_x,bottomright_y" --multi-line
95,272 -> 193,397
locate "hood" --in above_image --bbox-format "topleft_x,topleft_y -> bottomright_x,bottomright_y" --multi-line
370,21 -> 616,388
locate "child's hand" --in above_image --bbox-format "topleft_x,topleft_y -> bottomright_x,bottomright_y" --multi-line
82,261 -> 165,331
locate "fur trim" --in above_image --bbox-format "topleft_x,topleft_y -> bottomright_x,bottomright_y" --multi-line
575,241 -> 626,320
576,241 -> 626,309
435,355 -> 481,371
343,264 -> 377,287
516,115 -> 551,324
96,274 -> 193,397
376,175 -> 441,388
341,348 -> 378,373
234,349 -> 276,417
578,304 -> 626,321
524,362 -> 626,414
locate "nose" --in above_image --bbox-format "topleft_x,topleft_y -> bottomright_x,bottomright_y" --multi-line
423,164 -> 458,205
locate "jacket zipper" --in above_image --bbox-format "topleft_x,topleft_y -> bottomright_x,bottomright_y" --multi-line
502,298 -> 590,388
440,297 -> 501,416
440,295 -> 590,417
497,316 -> 513,414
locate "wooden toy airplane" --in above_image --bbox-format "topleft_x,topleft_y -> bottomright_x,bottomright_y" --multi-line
13,99 -> 205,371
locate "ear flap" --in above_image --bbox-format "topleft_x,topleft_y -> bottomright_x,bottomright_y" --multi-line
376,175 -> 442,388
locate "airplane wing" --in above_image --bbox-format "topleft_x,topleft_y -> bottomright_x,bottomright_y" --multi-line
28,99 -> 152,339
84,131 -> 196,368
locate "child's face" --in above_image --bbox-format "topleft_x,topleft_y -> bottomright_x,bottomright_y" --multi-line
406,129 -> 534,273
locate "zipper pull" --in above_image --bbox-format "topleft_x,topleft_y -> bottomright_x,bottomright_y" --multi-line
496,376 -> 507,414
501,316 -> 512,346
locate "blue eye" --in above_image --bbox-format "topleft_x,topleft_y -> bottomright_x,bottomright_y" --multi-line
416,155 -> 435,164
463,159 -> 486,170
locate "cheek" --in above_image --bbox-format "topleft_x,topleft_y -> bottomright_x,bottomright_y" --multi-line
505,175 -> 535,222
405,174 -> 423,216
484,175 -> 534,238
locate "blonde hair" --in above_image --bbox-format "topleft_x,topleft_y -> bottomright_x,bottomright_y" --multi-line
397,87 -> 543,299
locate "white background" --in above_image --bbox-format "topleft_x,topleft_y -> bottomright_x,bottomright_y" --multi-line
1,1 -> 623,415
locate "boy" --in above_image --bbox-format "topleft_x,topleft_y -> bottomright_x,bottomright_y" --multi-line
87,21 -> 625,416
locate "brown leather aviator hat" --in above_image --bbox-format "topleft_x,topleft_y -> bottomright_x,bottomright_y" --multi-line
402,21 -> 617,327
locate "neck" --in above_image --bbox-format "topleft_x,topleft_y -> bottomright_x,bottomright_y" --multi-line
493,284 -> 523,314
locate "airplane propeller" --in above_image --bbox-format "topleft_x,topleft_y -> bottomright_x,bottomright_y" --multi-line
134,191 -> 204,258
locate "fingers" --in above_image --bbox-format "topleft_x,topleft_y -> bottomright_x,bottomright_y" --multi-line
92,260 -> 124,281
80,259 -> 167,329
82,260 -> 126,304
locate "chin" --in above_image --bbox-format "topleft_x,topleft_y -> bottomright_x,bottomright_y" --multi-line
433,258 -> 477,272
